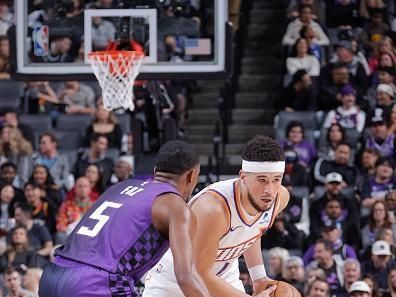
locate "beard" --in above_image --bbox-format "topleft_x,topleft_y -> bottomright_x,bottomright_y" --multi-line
247,189 -> 274,212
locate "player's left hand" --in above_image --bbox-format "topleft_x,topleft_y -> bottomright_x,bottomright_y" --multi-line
253,277 -> 274,296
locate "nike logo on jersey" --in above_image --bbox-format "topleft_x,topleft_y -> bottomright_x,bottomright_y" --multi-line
229,226 -> 243,232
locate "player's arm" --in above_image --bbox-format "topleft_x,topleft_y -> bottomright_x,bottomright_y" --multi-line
152,193 -> 211,297
191,192 -> 251,297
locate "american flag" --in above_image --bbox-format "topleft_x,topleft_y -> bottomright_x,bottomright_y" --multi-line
185,38 -> 211,55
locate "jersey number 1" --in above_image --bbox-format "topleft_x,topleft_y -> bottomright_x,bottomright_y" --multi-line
77,201 -> 122,237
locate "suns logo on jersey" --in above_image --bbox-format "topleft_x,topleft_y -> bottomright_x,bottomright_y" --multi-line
215,234 -> 260,262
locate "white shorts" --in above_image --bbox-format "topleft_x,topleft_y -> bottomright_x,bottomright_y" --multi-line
142,250 -> 245,297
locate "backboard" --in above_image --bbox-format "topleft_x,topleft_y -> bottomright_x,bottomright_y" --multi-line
10,0 -> 232,81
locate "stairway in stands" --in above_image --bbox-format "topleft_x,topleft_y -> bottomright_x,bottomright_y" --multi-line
186,0 -> 287,174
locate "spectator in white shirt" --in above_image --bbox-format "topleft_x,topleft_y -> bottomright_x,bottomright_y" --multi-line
286,37 -> 320,76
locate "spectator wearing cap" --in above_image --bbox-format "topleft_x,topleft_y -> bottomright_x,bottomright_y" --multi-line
281,121 -> 317,167
286,37 -> 320,77
304,224 -> 357,266
361,240 -> 396,291
307,239 -> 345,296
349,281 -> 371,297
282,256 -> 305,294
367,83 -> 394,121
368,66 -> 396,104
361,158 -> 395,208
282,4 -> 330,47
278,69 -> 315,111
110,156 -> 134,185
322,84 -> 366,133
340,259 -> 361,296
314,143 -> 358,186
361,199 -> 396,249
365,114 -> 395,158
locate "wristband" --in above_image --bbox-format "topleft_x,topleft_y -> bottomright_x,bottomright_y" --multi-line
248,265 -> 267,281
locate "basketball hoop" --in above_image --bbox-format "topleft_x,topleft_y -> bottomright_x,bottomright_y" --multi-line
88,51 -> 144,111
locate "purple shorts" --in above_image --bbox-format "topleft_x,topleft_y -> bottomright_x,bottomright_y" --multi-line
38,257 -> 136,297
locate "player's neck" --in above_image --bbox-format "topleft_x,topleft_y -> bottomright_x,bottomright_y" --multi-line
154,173 -> 180,192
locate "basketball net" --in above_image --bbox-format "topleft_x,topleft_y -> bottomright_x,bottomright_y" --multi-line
88,51 -> 144,111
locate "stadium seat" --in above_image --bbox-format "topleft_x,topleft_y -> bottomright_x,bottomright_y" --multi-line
275,127 -> 315,144
59,149 -> 78,169
106,148 -> 120,163
56,114 -> 92,134
52,130 -> 82,150
19,114 -> 52,133
275,111 -> 317,130
116,113 -> 131,134
292,186 -> 310,198
0,80 -> 24,110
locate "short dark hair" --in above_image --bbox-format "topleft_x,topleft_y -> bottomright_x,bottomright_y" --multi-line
242,135 -> 284,162
292,69 -> 308,84
375,157 -> 395,169
0,162 -> 16,171
315,239 -> 333,252
290,38 -> 308,57
90,133 -> 107,143
24,181 -> 41,190
286,120 -> 304,138
326,123 -> 346,144
335,142 -> 351,150
14,203 -> 33,216
299,4 -> 313,13
40,132 -> 58,145
154,140 -> 199,175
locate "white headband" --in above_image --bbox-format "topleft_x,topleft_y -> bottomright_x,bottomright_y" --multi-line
242,160 -> 285,173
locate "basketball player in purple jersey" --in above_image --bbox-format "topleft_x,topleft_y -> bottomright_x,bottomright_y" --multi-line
38,140 -> 211,297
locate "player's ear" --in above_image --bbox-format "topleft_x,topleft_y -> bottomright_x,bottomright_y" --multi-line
185,169 -> 194,184
239,170 -> 246,181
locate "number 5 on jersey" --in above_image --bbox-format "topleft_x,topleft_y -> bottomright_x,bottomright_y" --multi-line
77,201 -> 122,237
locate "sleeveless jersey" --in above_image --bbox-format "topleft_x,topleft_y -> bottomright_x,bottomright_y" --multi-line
55,179 -> 180,285
189,178 -> 280,276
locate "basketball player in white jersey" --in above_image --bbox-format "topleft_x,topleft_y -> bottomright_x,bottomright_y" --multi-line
143,135 -> 290,297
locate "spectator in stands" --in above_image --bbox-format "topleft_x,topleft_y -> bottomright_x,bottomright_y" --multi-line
365,114 -> 395,157
55,177 -> 93,244
308,239 -> 345,295
2,108 -> 35,149
279,69 -> 315,111
362,274 -> 381,297
300,25 -> 325,63
386,191 -> 396,223
368,38 -> 396,75
238,259 -> 253,295
267,247 -> 289,280
0,162 -> 25,196
332,41 -> 370,92
84,163 -> 104,196
361,158 -> 395,208
110,156 -> 133,185
383,268 -> 396,297
23,81 -> 59,114
261,212 -> 304,250
91,16 -> 116,50
341,259 -> 362,296
305,266 -> 326,289
361,200 -> 396,248
3,267 -> 36,297
29,165 -> 62,209
286,37 -> 320,76
360,9 -> 390,54
322,84 -> 366,133
287,0 -> 322,20
388,104 -> 396,136
367,84 -> 394,121
304,225 -> 357,266
75,133 -> 114,186
348,281 -> 372,297
281,121 -> 316,167
358,148 -> 380,190
359,0 -> 386,22
305,278 -> 330,297
0,226 -> 41,273
282,147 -> 309,187
84,100 -> 122,148
24,181 -> 57,236
43,36 -> 73,63
0,185 -> 16,239
0,125 -> 33,183
325,0 -> 360,43
58,81 -> 96,115
362,240 -> 396,291
367,66 -> 395,107
282,5 -> 330,47
0,35 -> 10,79
32,133 -> 70,191
319,63 -> 359,111
12,204 -> 53,258
22,267 -> 42,296
318,123 -> 346,160
314,143 -> 358,186
0,1 -> 13,36
282,256 -> 305,294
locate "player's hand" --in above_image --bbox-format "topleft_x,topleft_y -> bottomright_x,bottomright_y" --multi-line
253,277 -> 274,296
253,284 -> 276,297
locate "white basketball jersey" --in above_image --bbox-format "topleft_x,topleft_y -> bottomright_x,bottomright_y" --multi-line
189,178 -> 280,277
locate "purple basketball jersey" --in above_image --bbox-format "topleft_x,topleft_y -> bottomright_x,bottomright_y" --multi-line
55,179 -> 180,285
